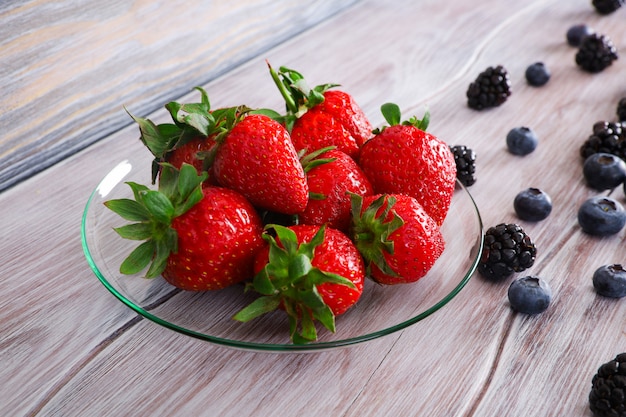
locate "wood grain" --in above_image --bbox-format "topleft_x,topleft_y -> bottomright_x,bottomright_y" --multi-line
0,0 -> 358,193
1,0 -> 626,416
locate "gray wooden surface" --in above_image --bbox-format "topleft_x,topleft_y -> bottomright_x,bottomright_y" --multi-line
0,0 -> 357,192
2,0 -> 626,416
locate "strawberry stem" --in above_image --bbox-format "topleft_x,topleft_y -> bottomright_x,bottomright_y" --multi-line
349,193 -> 404,278
374,102 -> 431,134
267,60 -> 299,114
105,163 -> 207,278
233,224 -> 356,344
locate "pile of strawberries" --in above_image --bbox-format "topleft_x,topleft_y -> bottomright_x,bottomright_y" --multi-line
105,63 -> 457,343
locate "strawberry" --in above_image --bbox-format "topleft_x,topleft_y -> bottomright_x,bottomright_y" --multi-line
268,63 -> 373,159
164,136 -> 217,180
129,87 -> 309,214
233,224 -> 365,344
299,146 -> 373,232
211,112 -> 308,214
350,193 -> 445,284
104,163 -> 265,291
358,103 -> 457,225
127,87 -> 224,184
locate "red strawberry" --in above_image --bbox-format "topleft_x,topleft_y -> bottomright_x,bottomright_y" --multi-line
212,112 -> 308,214
315,90 -> 373,148
268,63 -> 373,158
129,87 -> 309,214
358,103 -> 456,225
299,146 -> 373,232
350,193 -> 445,284
164,136 -> 217,181
104,163 -> 265,291
234,224 -> 365,344
128,87 -> 222,184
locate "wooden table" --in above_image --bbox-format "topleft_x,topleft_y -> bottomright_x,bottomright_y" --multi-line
2,0 -> 625,415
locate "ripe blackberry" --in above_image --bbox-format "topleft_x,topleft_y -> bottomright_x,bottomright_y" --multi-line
580,121 -> 626,161
576,33 -> 619,73
592,0 -> 624,14
617,98 -> 626,122
478,223 -> 536,281
466,65 -> 511,110
449,145 -> 477,186
589,353 -> 626,417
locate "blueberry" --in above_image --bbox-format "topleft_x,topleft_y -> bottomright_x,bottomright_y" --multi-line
508,276 -> 552,314
525,62 -> 551,87
583,153 -> 626,190
506,127 -> 538,156
566,24 -> 594,47
593,264 -> 626,298
514,188 -> 552,221
577,196 -> 626,236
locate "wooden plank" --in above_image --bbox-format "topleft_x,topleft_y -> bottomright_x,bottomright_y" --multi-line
0,0 -> 358,193
1,0 -> 626,416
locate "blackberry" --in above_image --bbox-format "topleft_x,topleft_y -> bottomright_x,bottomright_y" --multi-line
589,353 -> 626,417
617,98 -> 626,122
478,223 -> 536,281
449,145 -> 477,186
576,33 -> 619,73
580,121 -> 626,161
466,65 -> 511,110
592,0 -> 624,14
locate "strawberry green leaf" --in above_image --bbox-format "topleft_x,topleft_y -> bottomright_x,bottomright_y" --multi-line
106,164 -> 207,279
381,102 -> 402,126
271,225 -> 300,256
177,163 -> 205,199
311,303 -> 335,333
126,110 -> 172,157
181,112 -> 211,137
113,223 -> 152,240
145,238 -> 170,278
165,227 -> 178,254
142,190 -> 175,224
296,284 -> 326,310
193,86 -> 211,108
297,225 -> 325,260
103,198 -> 149,222
289,253 -> 313,279
410,109 -> 430,131
165,101 -> 183,127
126,181 -> 151,202
350,193 -> 404,277
157,163 -> 178,201
300,145 -> 338,173
120,240 -> 155,275
232,295 -> 281,322
308,192 -> 326,200
251,268 -> 278,296
299,310 -> 318,341
249,108 -> 283,121
306,87 -> 325,108
307,268 -> 356,289
234,223 -> 355,344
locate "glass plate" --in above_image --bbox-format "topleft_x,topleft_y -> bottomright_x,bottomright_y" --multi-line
82,156 -> 483,352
